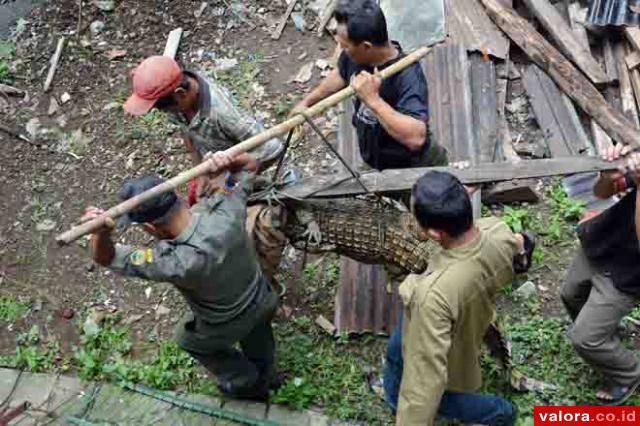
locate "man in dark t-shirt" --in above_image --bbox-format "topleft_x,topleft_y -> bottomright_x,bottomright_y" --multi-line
290,0 -> 447,170
561,143 -> 640,404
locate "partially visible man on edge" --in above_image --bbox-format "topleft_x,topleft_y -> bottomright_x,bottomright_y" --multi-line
290,0 -> 447,171
386,171 -> 533,426
79,152 -> 278,401
123,56 -> 283,205
561,144 -> 640,404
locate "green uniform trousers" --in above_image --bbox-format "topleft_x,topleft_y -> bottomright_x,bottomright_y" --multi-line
175,276 -> 278,397
561,248 -> 640,387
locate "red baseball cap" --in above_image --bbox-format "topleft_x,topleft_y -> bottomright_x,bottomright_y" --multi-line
124,56 -> 183,116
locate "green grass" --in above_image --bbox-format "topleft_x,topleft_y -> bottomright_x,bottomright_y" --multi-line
272,315 -> 391,423
0,39 -> 15,84
0,295 -> 31,322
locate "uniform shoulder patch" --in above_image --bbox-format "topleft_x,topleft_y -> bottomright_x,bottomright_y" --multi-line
130,250 -> 145,266
129,249 -> 153,266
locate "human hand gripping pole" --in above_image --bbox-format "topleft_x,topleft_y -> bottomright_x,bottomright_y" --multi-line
55,46 -> 433,246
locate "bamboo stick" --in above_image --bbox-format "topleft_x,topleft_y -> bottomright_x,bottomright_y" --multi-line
55,46 -> 432,246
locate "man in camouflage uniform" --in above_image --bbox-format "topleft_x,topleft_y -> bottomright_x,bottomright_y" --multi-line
123,56 -> 283,203
80,152 -> 278,401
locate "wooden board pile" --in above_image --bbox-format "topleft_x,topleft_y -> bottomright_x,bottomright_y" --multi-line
423,0 -> 640,203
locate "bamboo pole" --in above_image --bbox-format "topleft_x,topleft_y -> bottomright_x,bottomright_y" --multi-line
55,46 -> 432,246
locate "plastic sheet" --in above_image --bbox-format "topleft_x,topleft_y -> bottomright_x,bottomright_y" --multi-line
380,0 -> 446,50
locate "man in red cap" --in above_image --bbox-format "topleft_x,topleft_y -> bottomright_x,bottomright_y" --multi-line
124,56 -> 283,205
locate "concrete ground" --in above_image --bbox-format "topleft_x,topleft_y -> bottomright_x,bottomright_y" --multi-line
0,368 -> 345,426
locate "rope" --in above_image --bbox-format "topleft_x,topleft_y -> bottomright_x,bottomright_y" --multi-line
298,111 -> 371,195
123,383 -> 278,426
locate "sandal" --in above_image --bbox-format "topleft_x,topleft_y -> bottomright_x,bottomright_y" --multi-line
513,232 -> 536,274
599,376 -> 640,406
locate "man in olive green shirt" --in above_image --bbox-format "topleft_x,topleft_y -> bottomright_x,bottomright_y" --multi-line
80,152 -> 277,401
385,171 -> 527,426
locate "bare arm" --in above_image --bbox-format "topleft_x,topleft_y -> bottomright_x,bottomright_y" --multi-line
368,97 -> 427,152
81,207 -> 116,266
594,144 -> 630,199
290,69 -> 347,114
352,71 -> 426,152
183,136 -> 203,166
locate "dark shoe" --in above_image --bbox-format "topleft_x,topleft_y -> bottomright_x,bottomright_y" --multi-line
513,232 -> 536,274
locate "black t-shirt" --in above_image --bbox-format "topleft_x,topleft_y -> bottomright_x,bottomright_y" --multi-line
577,179 -> 640,296
338,42 -> 429,170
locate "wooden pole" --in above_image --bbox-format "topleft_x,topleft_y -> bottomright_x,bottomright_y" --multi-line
55,46 -> 432,246
272,0 -> 299,40
44,37 -> 65,93
480,0 -> 640,149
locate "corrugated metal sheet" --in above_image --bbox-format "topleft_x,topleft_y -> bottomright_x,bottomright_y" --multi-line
445,0 -> 510,59
587,0 -> 640,26
333,100 -> 402,336
422,43 -> 477,161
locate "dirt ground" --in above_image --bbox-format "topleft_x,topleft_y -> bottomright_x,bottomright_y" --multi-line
5,1 -> 640,424
0,0 -> 336,358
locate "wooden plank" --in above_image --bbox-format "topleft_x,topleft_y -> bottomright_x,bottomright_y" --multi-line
627,51 -> 640,71
495,61 -> 519,162
273,157 -> 620,199
522,65 -> 567,156
615,42 -> 640,128
625,27 -> 640,52
0,83 -> 24,97
470,54 -> 498,163
603,38 -> 619,83
163,28 -> 183,58
522,65 -> 590,156
591,120 -> 613,155
43,37 -> 65,92
566,2 -> 590,50
272,0 -> 299,40
316,0 -> 336,37
482,180 -> 540,204
567,6 -> 618,154
521,0 -> 609,85
480,0 -> 640,149
445,0 -> 510,59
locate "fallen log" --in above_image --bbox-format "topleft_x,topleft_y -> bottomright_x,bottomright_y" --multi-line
271,157 -> 618,200
479,0 -> 640,149
522,0 -> 608,85
55,46 -> 433,246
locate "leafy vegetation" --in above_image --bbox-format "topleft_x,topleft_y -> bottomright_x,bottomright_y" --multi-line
212,55 -> 264,109
272,316 -> 391,423
0,39 -> 15,84
0,295 -> 31,322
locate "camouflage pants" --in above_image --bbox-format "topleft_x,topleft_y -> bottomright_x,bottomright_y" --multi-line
246,204 -> 288,286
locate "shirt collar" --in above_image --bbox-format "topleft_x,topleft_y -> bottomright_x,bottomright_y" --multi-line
183,70 -> 211,118
173,213 -> 200,244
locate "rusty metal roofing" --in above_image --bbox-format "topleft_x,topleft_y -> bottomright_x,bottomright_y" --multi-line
445,0 -> 510,59
332,100 -> 403,336
587,0 -> 640,26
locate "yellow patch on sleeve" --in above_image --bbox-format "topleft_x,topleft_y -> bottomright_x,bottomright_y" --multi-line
144,248 -> 154,263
